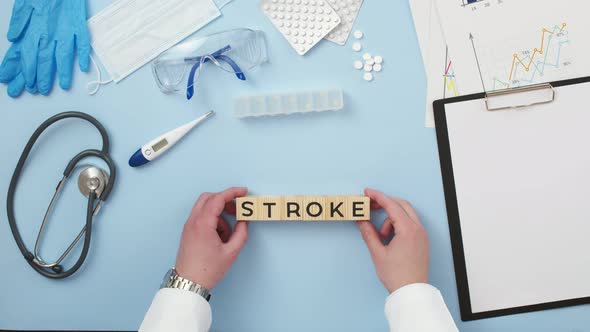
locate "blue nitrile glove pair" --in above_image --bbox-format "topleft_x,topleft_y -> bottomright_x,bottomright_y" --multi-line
0,0 -> 91,97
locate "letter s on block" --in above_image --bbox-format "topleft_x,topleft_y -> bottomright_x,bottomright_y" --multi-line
241,201 -> 254,217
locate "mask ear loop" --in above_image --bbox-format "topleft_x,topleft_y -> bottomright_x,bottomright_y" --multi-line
87,54 -> 113,96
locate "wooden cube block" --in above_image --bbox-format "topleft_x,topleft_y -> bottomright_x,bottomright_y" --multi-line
282,196 -> 304,221
235,195 -> 370,221
302,196 -> 326,221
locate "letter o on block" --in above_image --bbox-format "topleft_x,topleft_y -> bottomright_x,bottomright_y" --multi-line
306,202 -> 323,218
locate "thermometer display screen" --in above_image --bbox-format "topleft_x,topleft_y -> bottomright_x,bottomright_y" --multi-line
152,139 -> 169,152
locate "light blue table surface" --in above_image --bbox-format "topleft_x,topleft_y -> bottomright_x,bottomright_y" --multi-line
0,0 -> 588,331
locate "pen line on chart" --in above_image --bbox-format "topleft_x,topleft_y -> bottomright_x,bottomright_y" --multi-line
492,23 -> 570,90
508,23 -> 567,80
443,46 -> 458,98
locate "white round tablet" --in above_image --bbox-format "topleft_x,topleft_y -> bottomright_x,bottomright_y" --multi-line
363,72 -> 373,81
374,55 -> 383,64
364,63 -> 373,72
373,63 -> 382,72
366,58 -> 375,65
352,42 -> 362,52
354,60 -> 363,69
354,30 -> 363,39
362,53 -> 371,60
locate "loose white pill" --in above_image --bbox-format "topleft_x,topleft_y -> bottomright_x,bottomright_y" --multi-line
352,42 -> 362,52
373,63 -> 382,72
353,30 -> 363,39
363,72 -> 373,81
364,63 -> 373,72
362,53 -> 371,60
374,55 -> 383,64
354,60 -> 363,69
366,58 -> 375,65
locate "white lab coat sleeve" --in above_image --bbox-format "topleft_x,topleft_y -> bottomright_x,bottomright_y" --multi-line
384,283 -> 458,332
139,288 -> 212,332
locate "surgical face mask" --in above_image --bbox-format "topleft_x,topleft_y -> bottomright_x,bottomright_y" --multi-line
88,0 -> 231,86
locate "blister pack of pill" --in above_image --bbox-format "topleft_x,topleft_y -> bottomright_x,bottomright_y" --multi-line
260,0 -> 342,55
325,0 -> 364,45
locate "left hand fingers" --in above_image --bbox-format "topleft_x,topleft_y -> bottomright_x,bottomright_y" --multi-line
216,217 -> 232,243
224,201 -> 237,215
205,187 -> 248,217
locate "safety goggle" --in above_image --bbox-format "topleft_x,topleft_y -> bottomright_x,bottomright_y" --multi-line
152,28 -> 268,100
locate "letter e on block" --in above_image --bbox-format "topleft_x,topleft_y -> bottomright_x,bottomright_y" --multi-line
349,196 -> 370,220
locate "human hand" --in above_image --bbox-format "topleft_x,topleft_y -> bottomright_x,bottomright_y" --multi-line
357,188 -> 429,293
175,187 -> 249,290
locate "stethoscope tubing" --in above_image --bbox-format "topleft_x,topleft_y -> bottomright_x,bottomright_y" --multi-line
6,112 -> 116,279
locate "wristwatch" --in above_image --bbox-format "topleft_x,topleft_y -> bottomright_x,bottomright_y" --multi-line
161,268 -> 211,301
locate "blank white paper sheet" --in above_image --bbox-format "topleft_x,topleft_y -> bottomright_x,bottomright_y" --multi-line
441,82 -> 590,315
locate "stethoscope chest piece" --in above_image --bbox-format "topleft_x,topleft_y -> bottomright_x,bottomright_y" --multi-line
78,167 -> 109,198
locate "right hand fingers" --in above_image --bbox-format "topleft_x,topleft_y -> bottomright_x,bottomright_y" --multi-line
364,188 -> 415,234
357,220 -> 384,258
379,218 -> 394,240
391,197 -> 422,226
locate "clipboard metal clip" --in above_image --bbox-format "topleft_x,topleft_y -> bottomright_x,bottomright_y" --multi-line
484,83 -> 555,111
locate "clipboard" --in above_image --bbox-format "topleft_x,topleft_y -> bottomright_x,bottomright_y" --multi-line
434,76 -> 590,321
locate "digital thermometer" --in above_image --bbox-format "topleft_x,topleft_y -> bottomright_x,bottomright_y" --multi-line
129,111 -> 215,167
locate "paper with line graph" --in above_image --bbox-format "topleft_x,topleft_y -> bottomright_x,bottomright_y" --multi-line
434,0 -> 589,94
425,0 -> 459,127
410,0 -> 462,127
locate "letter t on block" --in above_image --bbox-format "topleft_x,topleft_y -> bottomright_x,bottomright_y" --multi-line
236,196 -> 370,221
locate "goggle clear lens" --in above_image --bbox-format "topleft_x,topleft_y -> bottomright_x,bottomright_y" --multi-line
152,29 -> 268,95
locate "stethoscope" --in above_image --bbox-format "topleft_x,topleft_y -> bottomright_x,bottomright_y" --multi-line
6,112 -> 116,279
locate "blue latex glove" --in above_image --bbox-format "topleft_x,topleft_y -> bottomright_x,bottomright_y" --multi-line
8,0 -> 54,88
53,0 -> 91,90
0,39 -> 38,97
2,0 -> 53,94
2,0 -> 91,95
6,0 -> 35,42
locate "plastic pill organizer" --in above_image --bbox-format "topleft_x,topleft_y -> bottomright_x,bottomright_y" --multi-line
234,89 -> 344,118
261,0 -> 360,55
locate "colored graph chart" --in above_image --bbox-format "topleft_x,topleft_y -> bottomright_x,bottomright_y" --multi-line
490,23 -> 571,90
461,0 -> 483,6
461,0 -> 503,9
443,47 -> 458,98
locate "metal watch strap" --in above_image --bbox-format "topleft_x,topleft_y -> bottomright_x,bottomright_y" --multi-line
163,269 -> 211,301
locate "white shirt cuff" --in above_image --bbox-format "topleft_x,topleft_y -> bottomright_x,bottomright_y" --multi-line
139,288 -> 212,332
384,283 -> 458,332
